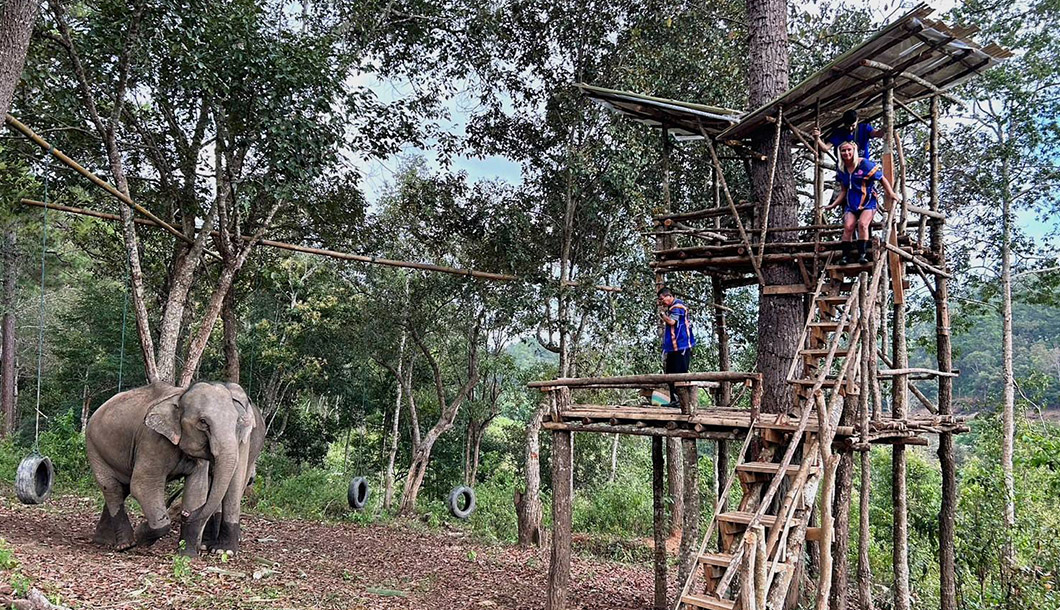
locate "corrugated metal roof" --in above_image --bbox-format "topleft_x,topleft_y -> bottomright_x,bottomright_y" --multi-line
719,4 -> 1011,141
575,83 -> 743,141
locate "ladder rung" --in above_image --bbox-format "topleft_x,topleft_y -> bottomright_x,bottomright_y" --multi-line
681,594 -> 736,610
790,377 -> 840,385
817,295 -> 850,304
826,262 -> 873,274
808,321 -> 840,329
698,551 -> 737,567
800,348 -> 851,358
717,511 -> 824,541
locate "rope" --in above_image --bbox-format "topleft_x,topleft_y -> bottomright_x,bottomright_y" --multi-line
32,148 -> 52,454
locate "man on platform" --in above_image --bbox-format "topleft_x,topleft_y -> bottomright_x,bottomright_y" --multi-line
658,287 -> 695,408
812,109 -> 884,160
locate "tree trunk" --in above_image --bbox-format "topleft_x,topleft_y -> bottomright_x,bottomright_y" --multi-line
667,437 -> 684,536
222,285 -> 240,383
398,444 -> 432,515
677,437 -> 700,590
747,0 -> 800,415
80,367 -> 91,432
0,0 -> 37,118
830,394 -> 858,610
1000,140 -> 1016,582
516,399 -> 546,546
608,433 -> 619,483
383,363 -> 405,512
1,226 -> 17,438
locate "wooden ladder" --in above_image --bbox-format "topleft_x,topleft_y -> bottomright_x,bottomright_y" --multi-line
677,220 -> 897,610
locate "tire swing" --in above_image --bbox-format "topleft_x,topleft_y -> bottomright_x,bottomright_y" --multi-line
347,476 -> 370,511
16,157 -> 55,505
447,486 -> 476,520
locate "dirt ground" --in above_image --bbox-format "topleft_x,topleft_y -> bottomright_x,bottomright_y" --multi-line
0,492 -> 668,610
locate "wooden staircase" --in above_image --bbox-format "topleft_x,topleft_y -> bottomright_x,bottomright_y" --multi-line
676,226 -> 895,609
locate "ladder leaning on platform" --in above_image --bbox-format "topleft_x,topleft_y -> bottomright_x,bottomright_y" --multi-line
676,203 -> 898,610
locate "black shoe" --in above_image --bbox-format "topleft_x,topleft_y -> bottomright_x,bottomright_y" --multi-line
839,241 -> 853,265
857,240 -> 869,264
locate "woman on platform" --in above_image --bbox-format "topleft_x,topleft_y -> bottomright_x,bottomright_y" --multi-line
825,140 -> 897,264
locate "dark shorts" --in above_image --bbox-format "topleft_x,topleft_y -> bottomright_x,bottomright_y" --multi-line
845,203 -> 877,217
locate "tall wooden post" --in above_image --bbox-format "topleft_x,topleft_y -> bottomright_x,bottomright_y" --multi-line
652,436 -> 668,609
677,434 -> 700,589
711,274 -> 730,524
660,126 -> 685,538
884,78 -> 911,610
1,226 -> 16,438
857,274 -> 875,610
547,391 -> 573,610
929,95 -> 957,610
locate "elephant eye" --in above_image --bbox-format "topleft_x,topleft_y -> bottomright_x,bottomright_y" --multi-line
197,417 -> 209,430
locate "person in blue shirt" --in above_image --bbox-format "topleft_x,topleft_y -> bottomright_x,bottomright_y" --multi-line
812,109 -> 884,160
826,140 -> 898,264
658,287 -> 695,407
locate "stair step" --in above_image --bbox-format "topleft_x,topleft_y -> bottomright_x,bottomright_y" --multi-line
682,594 -> 736,610
826,262 -> 873,275
808,321 -> 841,329
817,294 -> 851,305
800,348 -> 851,358
790,377 -> 840,385
737,461 -> 805,476
698,551 -> 792,572
717,511 -> 824,542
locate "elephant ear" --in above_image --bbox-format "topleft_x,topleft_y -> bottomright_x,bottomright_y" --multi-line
144,394 -> 182,446
223,382 -> 255,445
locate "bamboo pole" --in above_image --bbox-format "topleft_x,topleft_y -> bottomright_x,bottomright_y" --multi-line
5,114 -> 196,250
19,199 -> 625,292
740,530 -> 758,610
756,108 -> 783,269
702,134 -> 765,285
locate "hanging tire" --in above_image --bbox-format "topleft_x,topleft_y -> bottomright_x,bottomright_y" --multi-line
347,476 -> 370,511
16,454 -> 54,505
447,486 -> 476,520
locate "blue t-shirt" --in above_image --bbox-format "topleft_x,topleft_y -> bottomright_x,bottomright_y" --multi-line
662,299 -> 695,353
828,123 -> 875,160
836,159 -> 884,212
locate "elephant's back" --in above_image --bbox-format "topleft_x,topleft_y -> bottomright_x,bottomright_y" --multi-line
86,383 -> 182,442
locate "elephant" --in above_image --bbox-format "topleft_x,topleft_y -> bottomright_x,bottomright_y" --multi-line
85,381 -> 264,556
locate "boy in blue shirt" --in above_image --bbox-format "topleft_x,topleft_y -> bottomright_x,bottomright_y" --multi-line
826,140 -> 898,264
813,109 -> 884,160
658,287 -> 695,407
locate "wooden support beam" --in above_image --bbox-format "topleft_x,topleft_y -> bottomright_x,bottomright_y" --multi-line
546,429 -> 573,610
859,59 -> 965,106
528,372 -> 760,389
652,436 -> 667,609
677,436 -> 701,589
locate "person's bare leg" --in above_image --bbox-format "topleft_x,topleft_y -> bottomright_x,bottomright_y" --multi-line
841,211 -> 856,263
857,210 -> 874,263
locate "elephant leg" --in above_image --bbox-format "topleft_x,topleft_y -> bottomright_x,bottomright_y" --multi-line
88,446 -> 135,551
130,470 -> 171,547
202,513 -> 222,549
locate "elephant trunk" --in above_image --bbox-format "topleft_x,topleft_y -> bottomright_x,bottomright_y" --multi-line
180,433 -> 239,554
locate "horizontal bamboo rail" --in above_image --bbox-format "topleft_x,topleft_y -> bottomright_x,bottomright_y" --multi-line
19,199 -> 624,293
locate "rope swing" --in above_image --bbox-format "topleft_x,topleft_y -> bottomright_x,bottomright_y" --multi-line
16,149 -> 55,505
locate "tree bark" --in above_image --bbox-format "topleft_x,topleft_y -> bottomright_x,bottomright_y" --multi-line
677,437 -> 700,591
516,398 -> 546,547
830,395 -> 858,610
0,0 -> 37,118
746,0 -> 800,415
222,285 -> 240,383
667,437 -> 684,536
930,95 -> 957,610
1000,133 -> 1016,582
1,226 -> 17,438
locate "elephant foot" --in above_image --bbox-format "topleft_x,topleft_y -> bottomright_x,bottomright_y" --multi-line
208,522 -> 241,556
201,514 -> 222,549
178,518 -> 205,558
135,521 -> 171,547
94,507 -> 135,550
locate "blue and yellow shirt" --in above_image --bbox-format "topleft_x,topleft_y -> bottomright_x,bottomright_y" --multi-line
662,299 -> 695,353
836,159 -> 884,213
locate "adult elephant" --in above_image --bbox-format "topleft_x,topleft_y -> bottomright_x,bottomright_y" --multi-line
85,381 -> 264,556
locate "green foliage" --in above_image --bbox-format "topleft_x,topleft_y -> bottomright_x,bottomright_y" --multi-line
35,410 -> 92,490
0,538 -> 19,570
171,542 -> 191,581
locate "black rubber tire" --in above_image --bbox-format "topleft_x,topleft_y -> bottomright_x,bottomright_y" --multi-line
15,454 -> 54,505
347,476 -> 370,511
447,486 -> 476,520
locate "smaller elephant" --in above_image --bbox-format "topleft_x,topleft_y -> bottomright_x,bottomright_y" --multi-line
85,382 -> 263,556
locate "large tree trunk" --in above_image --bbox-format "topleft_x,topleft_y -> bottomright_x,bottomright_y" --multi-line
0,0 -> 37,118
1,226 -> 17,438
515,399 -> 546,546
747,0 -> 800,415
667,437 -> 684,536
